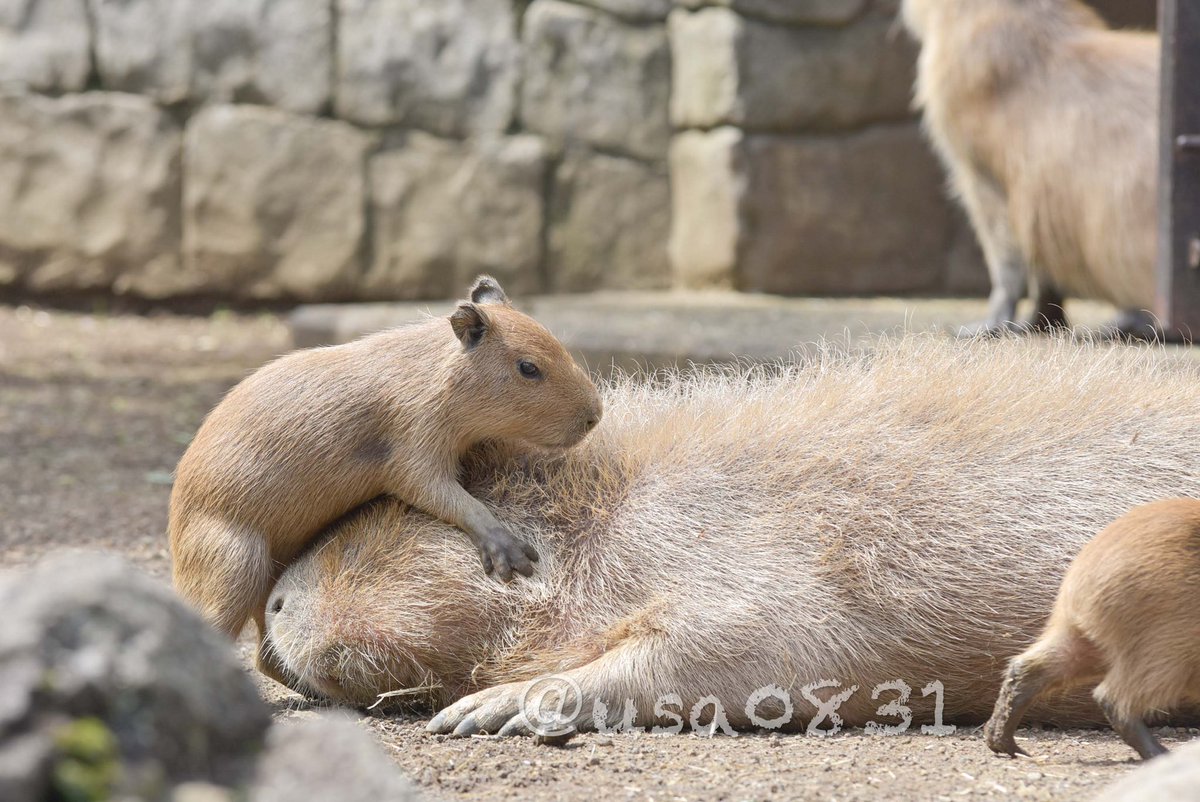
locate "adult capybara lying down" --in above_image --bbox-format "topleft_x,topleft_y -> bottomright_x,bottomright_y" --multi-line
265,338 -> 1200,736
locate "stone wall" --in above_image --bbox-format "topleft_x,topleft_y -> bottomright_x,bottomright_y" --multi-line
0,0 -> 1154,303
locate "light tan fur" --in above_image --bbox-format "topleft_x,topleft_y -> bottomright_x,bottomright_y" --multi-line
264,337 -> 1200,736
986,499 -> 1200,760
902,0 -> 1159,336
168,276 -> 602,677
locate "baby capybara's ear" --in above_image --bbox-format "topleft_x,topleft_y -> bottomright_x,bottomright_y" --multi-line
468,275 -> 510,306
450,302 -> 490,349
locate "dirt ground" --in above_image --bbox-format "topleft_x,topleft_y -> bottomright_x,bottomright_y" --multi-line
0,304 -> 1189,802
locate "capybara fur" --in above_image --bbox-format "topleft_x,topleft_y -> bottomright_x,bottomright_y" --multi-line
902,0 -> 1159,337
264,337 -> 1200,736
169,276 -> 601,677
986,499 -> 1200,760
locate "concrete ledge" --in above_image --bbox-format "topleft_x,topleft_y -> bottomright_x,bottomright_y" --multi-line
289,291 -> 1136,375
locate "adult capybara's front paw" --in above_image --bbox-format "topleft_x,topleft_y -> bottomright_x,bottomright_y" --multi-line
983,715 -> 1027,757
426,675 -> 585,738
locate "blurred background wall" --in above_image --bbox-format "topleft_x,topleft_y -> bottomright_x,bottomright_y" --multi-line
0,0 -> 1157,304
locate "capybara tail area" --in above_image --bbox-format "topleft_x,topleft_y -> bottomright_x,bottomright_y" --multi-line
170,516 -> 271,639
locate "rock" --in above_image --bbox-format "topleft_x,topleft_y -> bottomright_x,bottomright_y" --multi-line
669,124 -> 958,295
669,6 -> 915,131
89,0 -> 332,113
667,127 -> 743,288
0,733 -> 53,802
183,105 -> 370,301
173,782 -> 236,802
548,148 -> 671,292
364,132 -> 546,300
0,92 -> 182,296
521,0 -> 671,161
672,0 -> 869,26
335,0 -> 518,136
250,715 -> 418,802
571,0 -> 672,21
0,552 -> 271,798
0,0 -> 91,92
1095,740 -> 1200,801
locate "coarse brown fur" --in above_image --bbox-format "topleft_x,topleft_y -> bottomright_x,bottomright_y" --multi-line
265,337 -> 1200,736
168,277 -> 602,678
902,0 -> 1159,336
986,499 -> 1200,760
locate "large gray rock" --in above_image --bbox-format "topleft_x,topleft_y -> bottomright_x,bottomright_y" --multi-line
250,716 -> 418,802
669,124 -> 958,295
335,0 -> 518,136
673,0 -> 868,26
89,0 -> 332,114
669,6 -> 915,131
0,92 -> 182,296
0,0 -> 91,92
0,553 -> 271,799
365,132 -> 546,300
521,0 -> 671,161
548,148 -> 671,292
183,105 -> 370,301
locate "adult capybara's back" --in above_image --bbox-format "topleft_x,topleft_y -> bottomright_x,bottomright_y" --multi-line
266,337 -> 1200,734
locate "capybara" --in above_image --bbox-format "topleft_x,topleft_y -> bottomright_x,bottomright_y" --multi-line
169,276 -> 602,678
986,499 -> 1200,760
902,0 -> 1159,337
264,337 -> 1200,737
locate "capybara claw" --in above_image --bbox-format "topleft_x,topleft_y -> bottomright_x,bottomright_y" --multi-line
985,728 -> 1027,758
479,528 -> 536,581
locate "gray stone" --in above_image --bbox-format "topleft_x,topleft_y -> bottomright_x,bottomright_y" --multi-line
669,7 -> 915,131
0,733 -> 52,802
183,105 -> 370,301
548,149 -> 671,292
0,92 -> 182,296
673,0 -> 868,26
667,127 -> 742,288
89,0 -> 332,114
1095,740 -> 1200,801
571,0 -> 672,21
521,0 -> 671,161
250,715 -> 418,802
365,132 -> 546,300
0,0 -> 91,92
335,0 -> 518,136
0,553 -> 271,795
669,124 -> 957,295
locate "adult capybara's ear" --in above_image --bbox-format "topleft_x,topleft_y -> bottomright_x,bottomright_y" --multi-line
450,302 -> 490,349
468,275 -> 510,306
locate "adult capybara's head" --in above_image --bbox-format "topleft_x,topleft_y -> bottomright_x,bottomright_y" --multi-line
448,276 -> 602,450
264,499 -> 516,709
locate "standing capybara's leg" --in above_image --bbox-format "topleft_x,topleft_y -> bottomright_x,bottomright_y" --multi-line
1026,280 -> 1068,332
172,517 -> 272,639
951,171 -> 1029,336
1094,682 -> 1168,760
985,629 -> 1101,757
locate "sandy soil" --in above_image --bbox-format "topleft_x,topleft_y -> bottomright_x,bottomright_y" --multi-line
0,304 -> 1188,802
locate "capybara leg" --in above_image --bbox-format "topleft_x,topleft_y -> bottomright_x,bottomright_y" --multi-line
953,174 -> 1028,336
1026,281 -> 1068,332
417,482 -> 539,582
1095,689 -> 1168,760
1100,309 -> 1162,343
173,518 -> 271,639
985,655 -> 1055,757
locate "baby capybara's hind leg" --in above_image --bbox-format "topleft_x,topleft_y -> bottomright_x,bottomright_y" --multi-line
985,627 -> 1104,757
172,517 -> 272,639
1093,673 -> 1169,760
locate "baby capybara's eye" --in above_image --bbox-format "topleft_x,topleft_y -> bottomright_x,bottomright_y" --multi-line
518,360 -> 541,379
